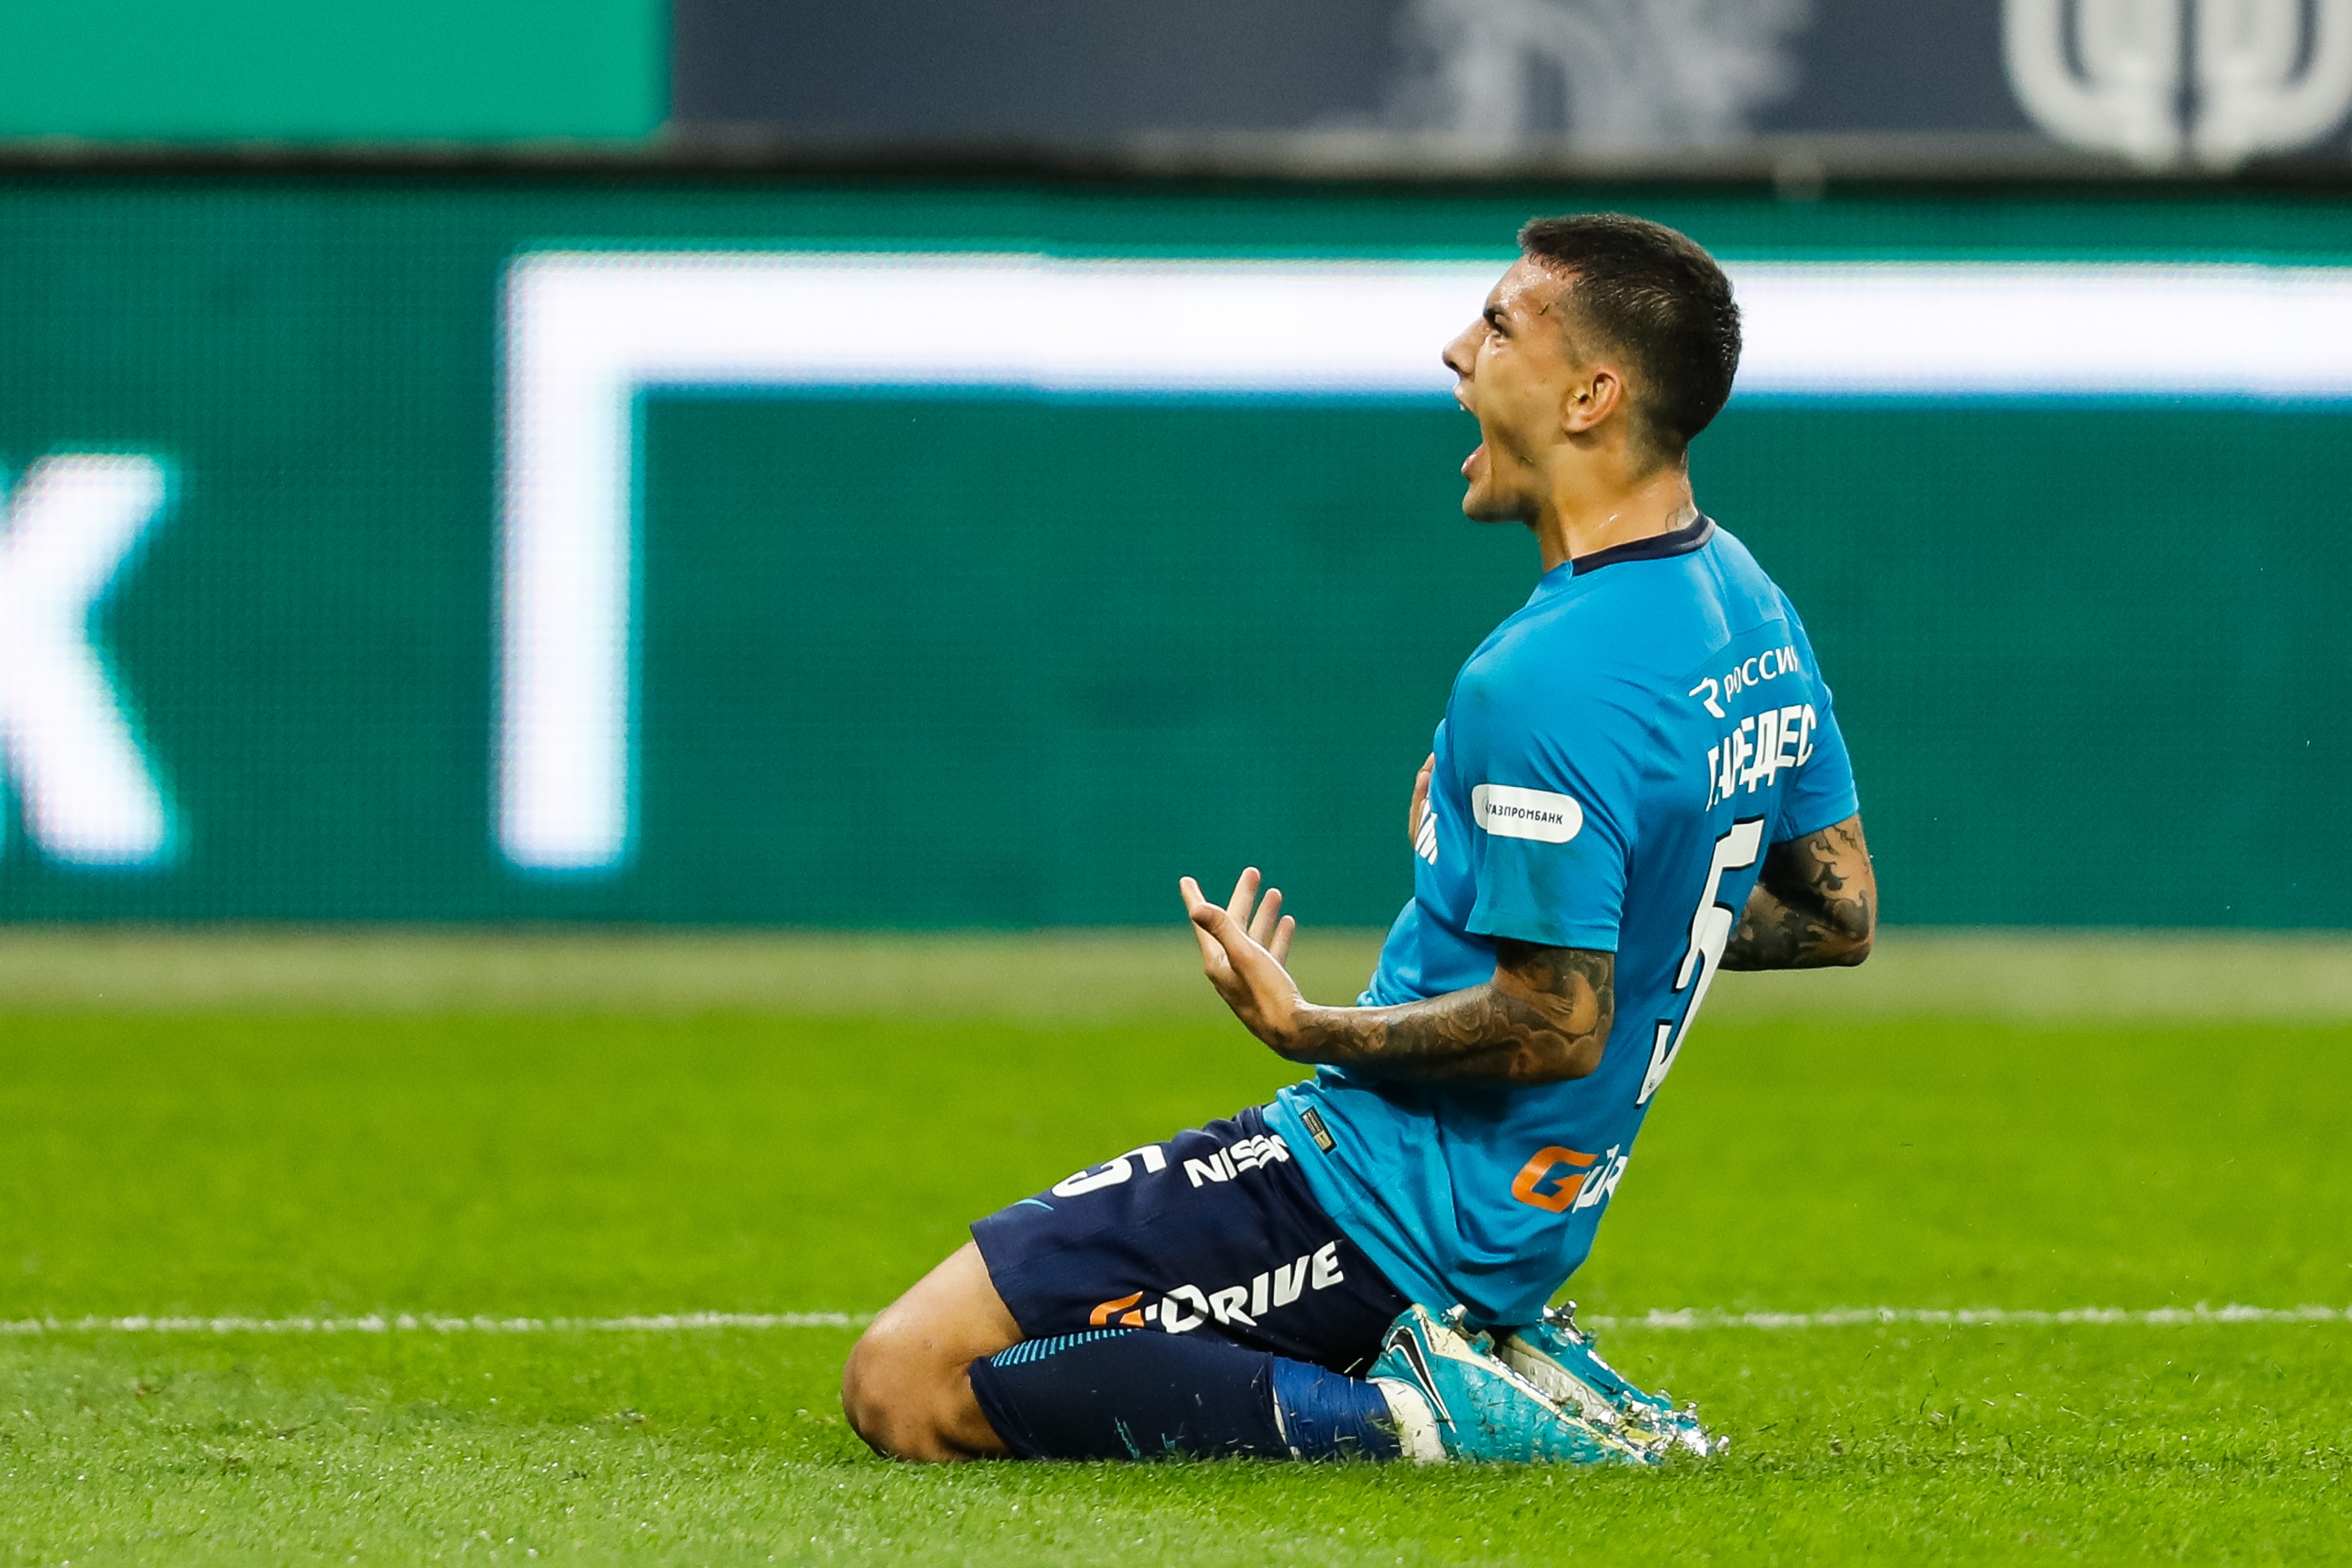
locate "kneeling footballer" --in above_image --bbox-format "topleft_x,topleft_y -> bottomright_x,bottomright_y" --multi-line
844,212 -> 1877,1465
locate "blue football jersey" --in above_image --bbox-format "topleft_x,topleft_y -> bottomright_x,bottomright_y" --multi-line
1264,517 -> 1859,1327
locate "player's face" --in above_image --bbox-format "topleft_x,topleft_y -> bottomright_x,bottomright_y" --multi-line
1443,259 -> 1577,523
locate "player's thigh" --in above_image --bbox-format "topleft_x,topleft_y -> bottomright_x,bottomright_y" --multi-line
972,1105 -> 1409,1374
841,1242 -> 1020,1460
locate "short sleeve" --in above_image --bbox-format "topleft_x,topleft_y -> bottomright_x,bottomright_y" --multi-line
1447,666 -> 1650,953
1776,698 -> 1859,841
1773,607 -> 1860,841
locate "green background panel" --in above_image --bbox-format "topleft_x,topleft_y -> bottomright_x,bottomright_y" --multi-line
637,394 -> 1526,927
0,2 -> 665,141
0,175 -> 2343,924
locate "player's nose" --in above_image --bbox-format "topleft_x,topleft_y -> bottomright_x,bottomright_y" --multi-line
1441,321 -> 1480,380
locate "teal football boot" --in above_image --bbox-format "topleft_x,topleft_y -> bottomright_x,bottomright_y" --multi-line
1366,1304 -> 1655,1465
1495,1302 -> 1722,1458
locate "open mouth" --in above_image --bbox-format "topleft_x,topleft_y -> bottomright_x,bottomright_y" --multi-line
1461,441 -> 1485,480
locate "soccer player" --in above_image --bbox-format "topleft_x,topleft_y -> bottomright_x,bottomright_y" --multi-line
841,212 -> 1876,1465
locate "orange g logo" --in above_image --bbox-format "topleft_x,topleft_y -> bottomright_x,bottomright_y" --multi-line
1510,1146 -> 1598,1214
1089,1292 -> 1147,1327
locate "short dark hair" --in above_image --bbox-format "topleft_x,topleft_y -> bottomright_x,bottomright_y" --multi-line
1517,212 -> 1740,457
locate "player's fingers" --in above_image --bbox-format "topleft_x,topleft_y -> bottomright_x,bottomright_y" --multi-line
1225,866 -> 1261,927
1201,899 -> 1277,979
1188,913 -> 1225,972
1189,894 -> 1250,960
1247,886 -> 1283,947
1178,877 -> 1232,970
1181,876 -> 1238,928
1193,932 -> 1254,1011
1185,880 -> 1281,1024
1269,913 -> 1296,966
1193,888 -> 1277,968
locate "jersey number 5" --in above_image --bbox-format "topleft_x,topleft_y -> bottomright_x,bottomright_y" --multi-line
1637,817 -> 1765,1106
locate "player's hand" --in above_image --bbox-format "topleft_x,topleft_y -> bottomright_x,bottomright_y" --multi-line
1178,867 -> 1304,1052
1407,753 -> 1435,848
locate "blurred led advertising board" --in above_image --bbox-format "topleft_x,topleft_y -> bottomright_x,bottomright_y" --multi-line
674,0 -> 2352,172
2,177 -> 2350,924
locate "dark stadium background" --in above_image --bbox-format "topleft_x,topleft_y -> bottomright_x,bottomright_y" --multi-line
2,0 -> 2348,930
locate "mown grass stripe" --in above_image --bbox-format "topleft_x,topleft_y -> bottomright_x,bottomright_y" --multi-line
0,1312 -> 870,1335
2,1304 -> 2344,1336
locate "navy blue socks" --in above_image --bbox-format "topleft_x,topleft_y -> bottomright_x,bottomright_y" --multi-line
966,1329 -> 1401,1461
1267,1354 -> 1403,1461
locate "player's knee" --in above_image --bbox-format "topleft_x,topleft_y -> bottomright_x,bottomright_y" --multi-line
838,1327 -> 908,1455
840,1321 -> 966,1463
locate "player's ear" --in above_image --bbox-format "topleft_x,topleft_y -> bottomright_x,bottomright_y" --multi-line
1559,364 -> 1624,436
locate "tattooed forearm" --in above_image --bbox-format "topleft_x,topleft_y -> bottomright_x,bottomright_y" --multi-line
1720,815 -> 1875,971
1282,941 -> 1613,1084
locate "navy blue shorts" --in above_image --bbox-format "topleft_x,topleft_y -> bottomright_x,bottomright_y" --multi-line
970,1105 -> 1410,1376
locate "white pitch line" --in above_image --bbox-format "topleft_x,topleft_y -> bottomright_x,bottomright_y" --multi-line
0,1305 -> 2343,1337
1582,1305 -> 2352,1330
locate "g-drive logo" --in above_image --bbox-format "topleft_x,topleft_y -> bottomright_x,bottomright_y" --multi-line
1089,1244 -> 1349,1336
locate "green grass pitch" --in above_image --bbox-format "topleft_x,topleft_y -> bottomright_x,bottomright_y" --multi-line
0,930 -> 2346,1563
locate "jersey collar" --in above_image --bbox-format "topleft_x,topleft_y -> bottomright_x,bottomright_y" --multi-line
1568,513 -> 1717,576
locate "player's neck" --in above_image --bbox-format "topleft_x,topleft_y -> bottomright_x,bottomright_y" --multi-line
1529,461 -> 1698,574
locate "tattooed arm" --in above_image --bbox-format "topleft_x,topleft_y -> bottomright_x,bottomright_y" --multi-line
1292,938 -> 1613,1083
1178,869 -> 1613,1084
1719,813 -> 1876,970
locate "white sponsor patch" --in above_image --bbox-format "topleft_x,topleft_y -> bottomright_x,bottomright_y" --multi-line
1471,783 -> 1584,843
